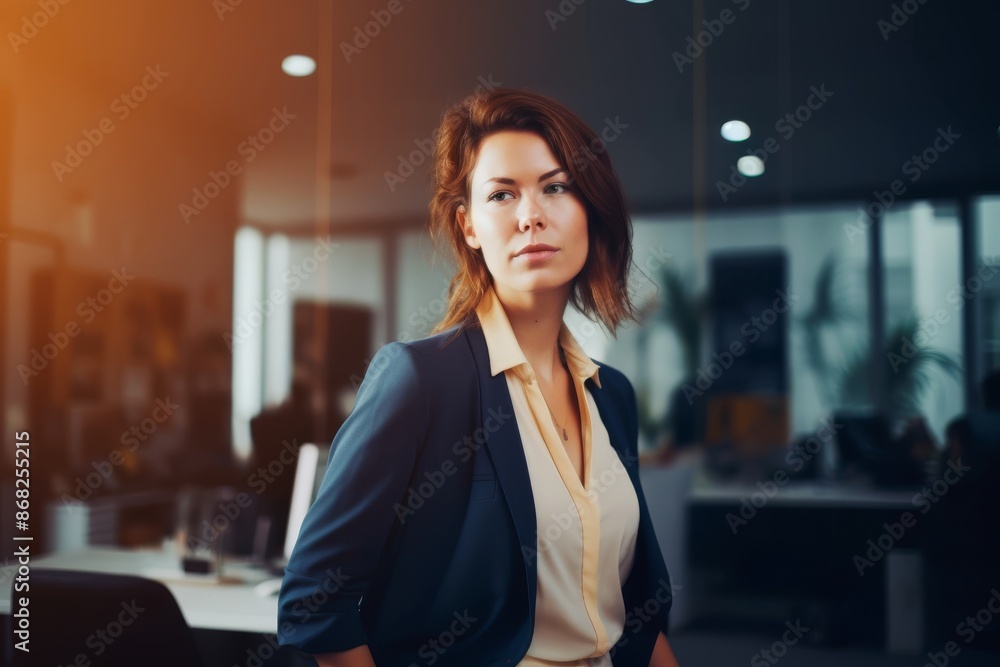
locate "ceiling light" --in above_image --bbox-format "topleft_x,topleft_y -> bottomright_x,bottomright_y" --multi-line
282,55 -> 316,77
737,155 -> 765,177
721,120 -> 751,142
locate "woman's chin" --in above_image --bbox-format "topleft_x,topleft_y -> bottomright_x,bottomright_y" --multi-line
513,279 -> 574,295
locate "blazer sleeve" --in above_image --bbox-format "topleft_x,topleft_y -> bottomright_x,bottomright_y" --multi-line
277,341 -> 429,654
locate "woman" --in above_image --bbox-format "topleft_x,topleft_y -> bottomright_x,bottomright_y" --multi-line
277,88 -> 680,667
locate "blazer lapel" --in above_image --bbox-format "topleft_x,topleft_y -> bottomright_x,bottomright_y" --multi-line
465,324 -> 539,619
464,321 -> 638,587
586,374 -> 633,467
462,322 -> 666,662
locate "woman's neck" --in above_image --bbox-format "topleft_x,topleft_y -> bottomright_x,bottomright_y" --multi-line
492,281 -> 571,384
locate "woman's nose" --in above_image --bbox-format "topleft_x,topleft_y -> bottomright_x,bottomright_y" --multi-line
517,198 -> 544,231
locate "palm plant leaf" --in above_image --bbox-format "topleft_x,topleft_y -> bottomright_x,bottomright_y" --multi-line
653,266 -> 705,378
799,253 -> 859,401
835,316 -> 962,417
883,318 -> 962,416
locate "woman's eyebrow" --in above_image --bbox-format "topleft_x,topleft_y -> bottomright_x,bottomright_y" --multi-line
481,168 -> 568,188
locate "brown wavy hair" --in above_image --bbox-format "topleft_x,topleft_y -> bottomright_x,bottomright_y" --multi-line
427,87 -> 642,342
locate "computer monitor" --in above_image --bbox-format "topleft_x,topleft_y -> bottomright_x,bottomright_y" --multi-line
282,442 -> 331,563
833,411 -> 892,466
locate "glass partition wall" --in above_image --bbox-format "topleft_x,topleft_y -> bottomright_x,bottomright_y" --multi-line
231,195 -> 996,463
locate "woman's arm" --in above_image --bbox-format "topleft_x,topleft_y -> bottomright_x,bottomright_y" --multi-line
277,342 -> 430,656
648,631 -> 680,667
314,644 -> 377,667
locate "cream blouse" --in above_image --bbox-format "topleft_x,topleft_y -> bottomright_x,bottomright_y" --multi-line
474,284 -> 640,667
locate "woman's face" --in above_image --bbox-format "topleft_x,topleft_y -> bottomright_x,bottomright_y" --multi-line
458,130 -> 589,298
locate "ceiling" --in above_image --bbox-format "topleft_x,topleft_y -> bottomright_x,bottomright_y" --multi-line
2,0 -> 998,233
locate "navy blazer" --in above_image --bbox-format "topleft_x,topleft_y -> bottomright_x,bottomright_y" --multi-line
277,320 -> 673,667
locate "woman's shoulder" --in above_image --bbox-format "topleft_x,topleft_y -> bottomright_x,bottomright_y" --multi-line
365,322 -> 476,384
412,321 -> 472,348
388,321 -> 474,358
589,357 -> 633,398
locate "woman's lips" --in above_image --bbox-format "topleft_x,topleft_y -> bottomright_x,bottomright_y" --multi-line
515,249 -> 558,262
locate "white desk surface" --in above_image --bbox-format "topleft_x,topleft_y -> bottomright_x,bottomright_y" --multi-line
686,478 -> 918,509
0,547 -> 279,634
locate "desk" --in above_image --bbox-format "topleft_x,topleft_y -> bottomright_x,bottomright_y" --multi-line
0,547 -> 279,634
688,478 -> 917,509
639,459 -> 918,636
682,473 -> 925,652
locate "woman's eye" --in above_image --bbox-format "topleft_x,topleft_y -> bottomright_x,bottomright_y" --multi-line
488,184 -> 569,202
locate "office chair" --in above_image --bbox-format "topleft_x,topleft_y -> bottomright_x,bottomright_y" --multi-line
9,568 -> 205,667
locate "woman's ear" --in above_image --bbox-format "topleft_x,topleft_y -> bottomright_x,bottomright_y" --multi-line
458,205 -> 480,250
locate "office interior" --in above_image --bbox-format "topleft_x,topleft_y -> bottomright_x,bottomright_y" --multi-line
1,0 -> 999,665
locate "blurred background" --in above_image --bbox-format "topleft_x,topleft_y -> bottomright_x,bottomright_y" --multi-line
2,0 -> 1000,665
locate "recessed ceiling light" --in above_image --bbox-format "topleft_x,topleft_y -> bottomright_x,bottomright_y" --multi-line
737,155 -> 765,177
721,120 -> 751,142
282,55 -> 316,77
626,0 -> 655,4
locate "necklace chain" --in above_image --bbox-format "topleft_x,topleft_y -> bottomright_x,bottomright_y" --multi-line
549,344 -> 571,442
